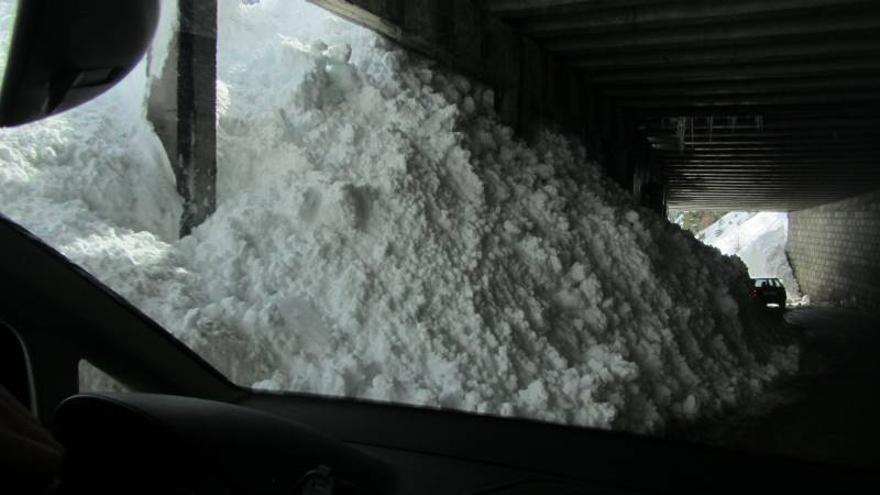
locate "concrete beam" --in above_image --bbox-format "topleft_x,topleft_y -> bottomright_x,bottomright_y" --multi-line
660,149 -> 880,157
544,12 -> 880,52
663,159 -> 880,165
585,58 -> 880,85
668,195 -> 850,200
641,117 -> 880,131
650,128 -> 880,136
669,192 -> 867,197
617,90 -> 880,108
663,150 -> 880,157
668,193 -> 871,201
666,178 -> 880,184
670,191 -> 853,197
650,137 -> 880,147
660,149 -> 880,156
482,0 -> 662,17
668,193 -> 868,200
571,38 -> 880,71
606,74 -> 880,98
520,0 -> 864,36
666,165 -> 880,171
666,174 -> 880,180
669,201 -> 858,210
632,102 -> 880,117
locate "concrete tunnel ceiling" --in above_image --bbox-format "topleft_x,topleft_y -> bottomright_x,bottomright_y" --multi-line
311,0 -> 880,211
483,0 -> 880,210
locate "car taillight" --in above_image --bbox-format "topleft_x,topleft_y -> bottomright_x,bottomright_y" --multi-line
750,289 -> 758,299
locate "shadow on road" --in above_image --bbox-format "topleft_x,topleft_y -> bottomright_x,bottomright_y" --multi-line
666,307 -> 880,471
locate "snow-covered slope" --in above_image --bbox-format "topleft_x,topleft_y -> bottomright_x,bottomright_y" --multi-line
698,212 -> 802,300
0,0 -> 797,433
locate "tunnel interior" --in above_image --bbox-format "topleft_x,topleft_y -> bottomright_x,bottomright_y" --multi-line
485,0 -> 880,212
305,0 -> 880,309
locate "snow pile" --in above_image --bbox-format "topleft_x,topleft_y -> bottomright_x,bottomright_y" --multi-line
698,212 -> 802,300
0,0 -> 797,432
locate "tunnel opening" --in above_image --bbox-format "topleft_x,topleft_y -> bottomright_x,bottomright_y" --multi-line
671,209 -> 806,306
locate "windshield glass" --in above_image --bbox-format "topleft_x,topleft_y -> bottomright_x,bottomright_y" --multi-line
1,0 -> 800,437
0,0 -> 14,77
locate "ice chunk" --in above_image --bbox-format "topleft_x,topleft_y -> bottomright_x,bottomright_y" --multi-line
324,43 -> 352,63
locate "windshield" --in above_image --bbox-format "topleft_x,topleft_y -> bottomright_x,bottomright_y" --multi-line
0,0 -> 13,77
1,0 -> 800,437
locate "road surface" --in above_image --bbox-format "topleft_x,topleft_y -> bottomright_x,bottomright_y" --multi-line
671,307 -> 880,471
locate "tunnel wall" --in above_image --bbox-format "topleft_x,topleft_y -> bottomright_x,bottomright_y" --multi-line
787,190 -> 880,309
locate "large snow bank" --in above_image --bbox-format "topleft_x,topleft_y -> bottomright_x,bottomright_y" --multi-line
0,0 -> 797,432
698,212 -> 802,300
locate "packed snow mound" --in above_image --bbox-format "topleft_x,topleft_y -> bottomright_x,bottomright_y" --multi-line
0,0 -> 797,433
698,212 -> 802,300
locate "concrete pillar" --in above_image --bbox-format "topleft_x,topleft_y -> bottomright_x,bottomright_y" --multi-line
177,0 -> 217,236
148,0 -> 217,238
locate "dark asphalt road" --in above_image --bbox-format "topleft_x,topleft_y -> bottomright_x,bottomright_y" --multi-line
671,307 -> 880,471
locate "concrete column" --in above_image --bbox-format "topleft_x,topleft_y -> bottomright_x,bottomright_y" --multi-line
177,0 -> 217,236
148,0 -> 217,238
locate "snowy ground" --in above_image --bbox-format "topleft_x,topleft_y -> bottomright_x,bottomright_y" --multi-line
697,212 -> 803,301
0,0 -> 798,433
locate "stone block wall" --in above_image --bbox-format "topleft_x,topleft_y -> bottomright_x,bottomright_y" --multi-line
787,190 -> 880,309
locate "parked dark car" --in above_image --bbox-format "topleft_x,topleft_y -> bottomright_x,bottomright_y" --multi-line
751,277 -> 787,309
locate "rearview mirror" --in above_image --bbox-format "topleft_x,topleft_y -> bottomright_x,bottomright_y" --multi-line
0,0 -> 159,127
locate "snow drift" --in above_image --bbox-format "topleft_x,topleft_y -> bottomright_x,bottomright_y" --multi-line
0,0 -> 797,433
